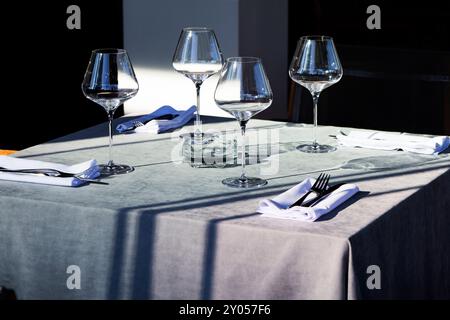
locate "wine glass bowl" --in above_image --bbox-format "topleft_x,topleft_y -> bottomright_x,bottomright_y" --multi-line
172,27 -> 223,143
82,48 -> 139,175
289,36 -> 343,153
214,57 -> 273,188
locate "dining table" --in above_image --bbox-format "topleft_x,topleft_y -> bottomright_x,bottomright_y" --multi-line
1,115 -> 449,299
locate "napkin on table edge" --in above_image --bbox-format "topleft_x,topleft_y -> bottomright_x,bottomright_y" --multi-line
257,178 -> 360,222
336,130 -> 450,155
0,156 -> 99,187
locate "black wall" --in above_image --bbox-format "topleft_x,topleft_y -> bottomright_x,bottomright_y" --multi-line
288,0 -> 450,135
1,1 -> 123,150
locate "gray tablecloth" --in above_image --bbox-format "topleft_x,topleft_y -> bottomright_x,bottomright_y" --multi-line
1,117 -> 449,299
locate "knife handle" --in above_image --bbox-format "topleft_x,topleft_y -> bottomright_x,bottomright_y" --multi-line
288,190 -> 316,208
304,183 -> 345,207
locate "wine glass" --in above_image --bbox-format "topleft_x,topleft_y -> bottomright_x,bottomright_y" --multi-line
214,57 -> 273,188
82,48 -> 139,175
289,36 -> 343,153
172,27 -> 223,143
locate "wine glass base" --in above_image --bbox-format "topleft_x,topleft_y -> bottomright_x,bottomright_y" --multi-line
222,177 -> 268,188
99,164 -> 135,176
179,132 -> 218,145
296,143 -> 336,153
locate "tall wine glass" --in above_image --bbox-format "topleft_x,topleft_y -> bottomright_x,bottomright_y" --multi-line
214,57 -> 273,188
172,27 -> 223,142
289,36 -> 343,153
82,48 -> 139,175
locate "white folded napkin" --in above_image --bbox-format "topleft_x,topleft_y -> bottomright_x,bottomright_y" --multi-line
0,156 -> 99,187
337,130 -> 450,155
257,178 -> 359,222
116,105 -> 196,134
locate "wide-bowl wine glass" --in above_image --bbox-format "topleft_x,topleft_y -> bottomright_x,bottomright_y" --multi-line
214,57 -> 273,188
172,27 -> 223,143
289,35 -> 343,153
82,48 -> 139,175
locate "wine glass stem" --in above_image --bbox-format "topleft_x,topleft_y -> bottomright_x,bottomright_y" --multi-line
108,110 -> 115,166
312,92 -> 320,147
239,121 -> 248,181
195,81 -> 202,125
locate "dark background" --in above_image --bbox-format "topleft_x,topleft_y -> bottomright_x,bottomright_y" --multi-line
0,1 -> 123,150
1,0 -> 449,151
288,0 -> 450,135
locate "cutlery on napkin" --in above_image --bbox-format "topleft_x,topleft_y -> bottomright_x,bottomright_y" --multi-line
257,178 -> 359,222
288,173 -> 330,208
0,156 -> 101,187
336,130 -> 450,155
116,105 -> 196,134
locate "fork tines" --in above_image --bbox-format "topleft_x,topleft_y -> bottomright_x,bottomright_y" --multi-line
133,121 -> 145,127
312,173 -> 330,193
288,173 -> 330,208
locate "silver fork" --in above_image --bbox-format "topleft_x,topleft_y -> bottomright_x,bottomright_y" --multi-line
289,173 -> 330,208
133,120 -> 145,128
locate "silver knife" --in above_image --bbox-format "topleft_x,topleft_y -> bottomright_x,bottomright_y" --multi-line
303,183 -> 345,207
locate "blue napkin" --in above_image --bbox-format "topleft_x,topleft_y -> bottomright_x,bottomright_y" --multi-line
116,105 -> 196,134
